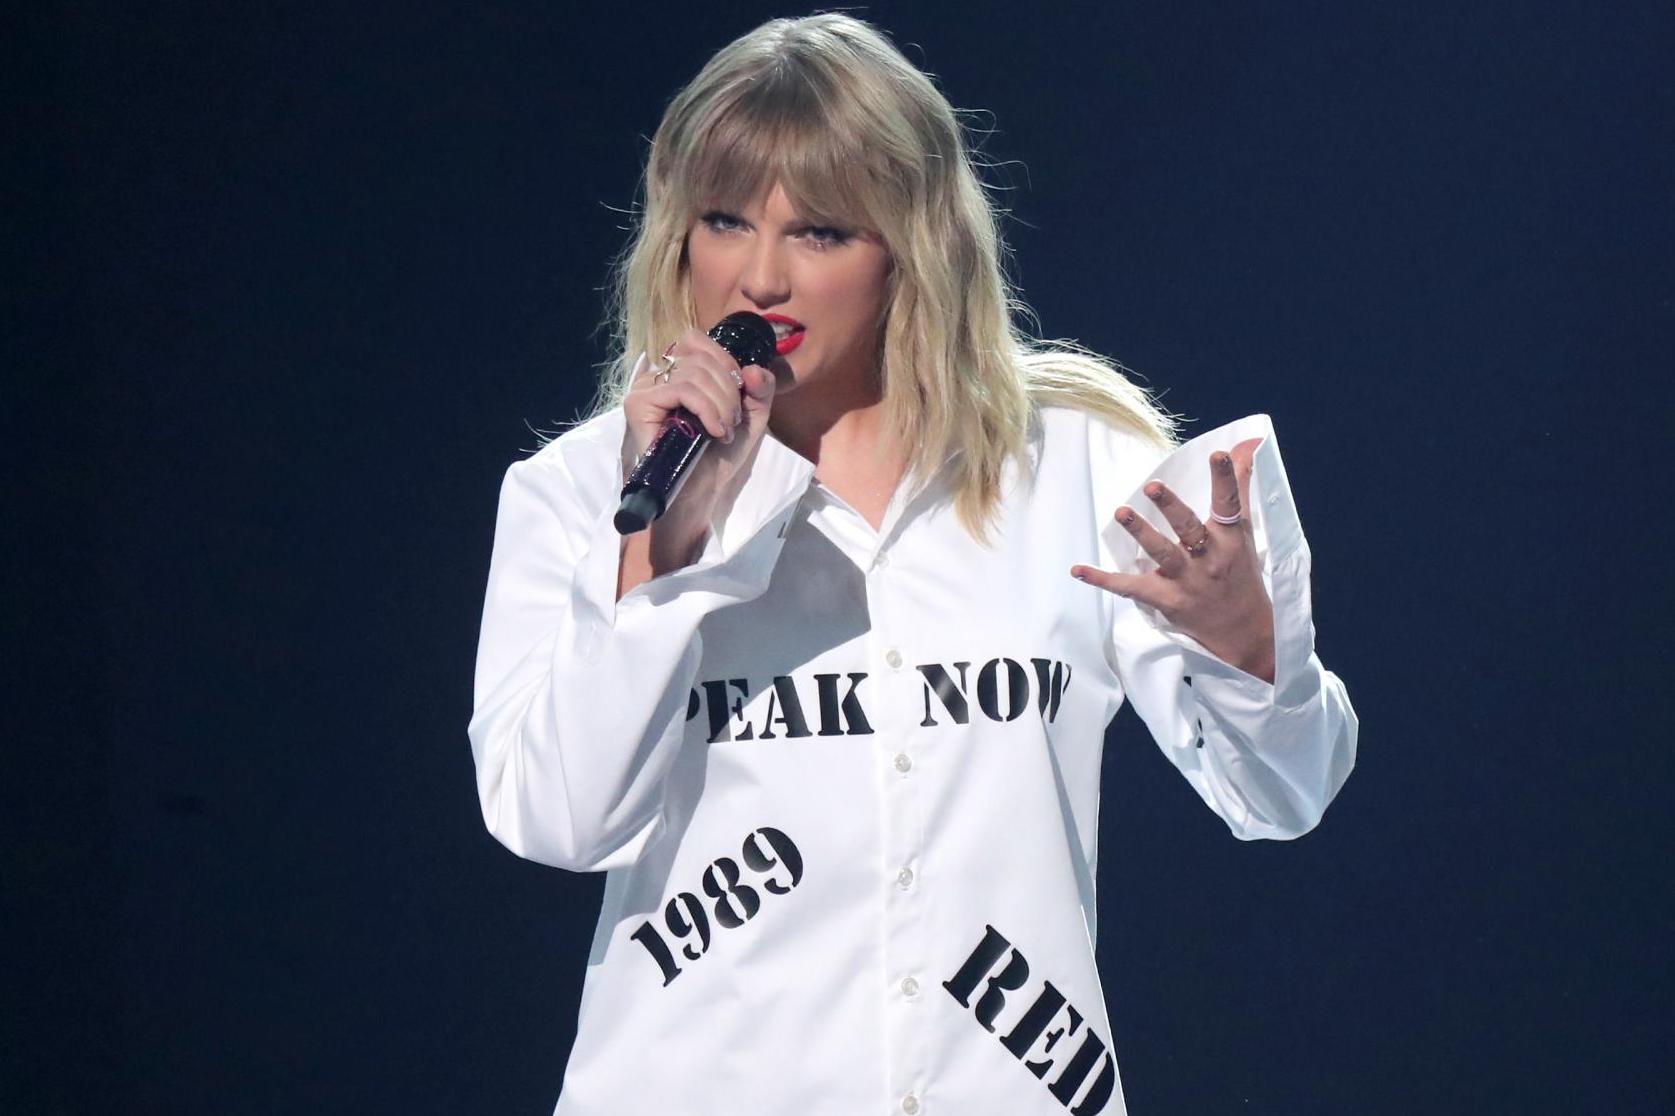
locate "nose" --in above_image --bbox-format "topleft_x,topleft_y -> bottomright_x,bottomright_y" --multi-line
739,236 -> 790,308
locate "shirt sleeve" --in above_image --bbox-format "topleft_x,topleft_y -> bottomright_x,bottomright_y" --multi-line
1091,413 -> 1359,840
467,414 -> 816,872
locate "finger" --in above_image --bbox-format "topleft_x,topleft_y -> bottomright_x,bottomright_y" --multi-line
1230,437 -> 1262,517
690,331 -> 746,378
1116,506 -> 1187,576
647,381 -> 734,441
676,361 -> 741,431
1141,481 -> 1211,557
1208,450 -> 1242,526
664,331 -> 739,385
699,359 -> 746,423
673,357 -> 743,435
665,337 -> 745,426
1069,564 -> 1166,609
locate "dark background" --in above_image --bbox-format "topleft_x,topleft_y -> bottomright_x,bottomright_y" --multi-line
12,1 -> 1672,1112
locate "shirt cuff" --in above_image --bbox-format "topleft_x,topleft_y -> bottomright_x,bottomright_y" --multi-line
1099,414 -> 1319,710
573,427 -> 816,626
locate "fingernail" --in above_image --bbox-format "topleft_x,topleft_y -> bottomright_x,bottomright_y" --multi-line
1117,508 -> 1135,525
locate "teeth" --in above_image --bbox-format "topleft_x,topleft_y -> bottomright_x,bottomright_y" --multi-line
771,321 -> 799,340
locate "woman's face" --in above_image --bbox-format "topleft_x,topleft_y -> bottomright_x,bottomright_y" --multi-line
685,181 -> 892,402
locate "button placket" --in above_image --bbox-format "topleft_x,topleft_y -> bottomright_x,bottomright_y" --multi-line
878,692 -> 928,1116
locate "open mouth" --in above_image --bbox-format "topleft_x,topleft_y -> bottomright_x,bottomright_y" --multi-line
762,314 -> 806,356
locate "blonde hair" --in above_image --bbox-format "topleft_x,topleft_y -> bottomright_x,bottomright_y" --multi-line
582,12 -> 1179,540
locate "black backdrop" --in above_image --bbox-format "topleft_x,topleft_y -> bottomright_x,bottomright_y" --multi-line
12,2 -> 1672,1113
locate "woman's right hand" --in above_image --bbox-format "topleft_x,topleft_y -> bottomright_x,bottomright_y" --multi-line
617,329 -> 780,593
622,328 -> 778,461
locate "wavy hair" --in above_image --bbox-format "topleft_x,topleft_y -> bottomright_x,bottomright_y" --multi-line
581,12 -> 1179,540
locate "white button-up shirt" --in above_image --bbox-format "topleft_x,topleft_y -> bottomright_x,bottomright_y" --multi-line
468,404 -> 1358,1116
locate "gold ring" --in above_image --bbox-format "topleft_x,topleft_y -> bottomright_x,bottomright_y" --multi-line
1183,531 -> 1210,557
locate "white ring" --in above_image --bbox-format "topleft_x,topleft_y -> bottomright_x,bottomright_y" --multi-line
1210,510 -> 1242,525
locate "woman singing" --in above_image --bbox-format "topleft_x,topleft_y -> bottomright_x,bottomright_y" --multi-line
468,13 -> 1357,1115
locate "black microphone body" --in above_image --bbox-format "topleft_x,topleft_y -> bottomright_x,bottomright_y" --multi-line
614,312 -> 779,535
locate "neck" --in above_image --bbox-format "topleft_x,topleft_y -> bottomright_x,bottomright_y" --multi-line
770,374 -> 896,469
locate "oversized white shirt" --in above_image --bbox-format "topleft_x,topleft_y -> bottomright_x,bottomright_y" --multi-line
468,402 -> 1357,1116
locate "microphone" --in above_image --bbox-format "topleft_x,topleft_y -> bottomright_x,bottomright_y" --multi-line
614,311 -> 779,535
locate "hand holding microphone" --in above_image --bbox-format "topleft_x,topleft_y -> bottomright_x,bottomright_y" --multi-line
616,311 -> 781,540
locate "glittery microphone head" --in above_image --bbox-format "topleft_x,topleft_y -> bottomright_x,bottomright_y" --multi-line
710,311 -> 778,368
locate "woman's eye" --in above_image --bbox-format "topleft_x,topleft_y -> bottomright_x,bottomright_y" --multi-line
804,226 -> 852,247
700,211 -> 744,233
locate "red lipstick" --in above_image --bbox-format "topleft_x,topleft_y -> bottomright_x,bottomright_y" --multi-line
760,313 -> 806,356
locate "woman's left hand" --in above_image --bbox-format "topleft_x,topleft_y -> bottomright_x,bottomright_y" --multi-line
1070,438 -> 1277,684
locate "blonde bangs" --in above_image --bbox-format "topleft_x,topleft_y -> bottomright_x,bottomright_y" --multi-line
663,73 -> 900,238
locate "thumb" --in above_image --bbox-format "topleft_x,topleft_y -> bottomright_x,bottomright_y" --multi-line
743,362 -> 776,402
739,363 -> 778,422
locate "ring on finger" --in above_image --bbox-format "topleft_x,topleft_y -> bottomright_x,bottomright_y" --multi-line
648,340 -> 681,383
1210,509 -> 1242,526
1183,530 -> 1211,556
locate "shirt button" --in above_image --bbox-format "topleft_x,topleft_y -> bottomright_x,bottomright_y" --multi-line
896,866 -> 915,889
902,1095 -> 920,1114
885,648 -> 903,669
901,976 -> 920,997
1267,493 -> 1279,505
894,753 -> 912,773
